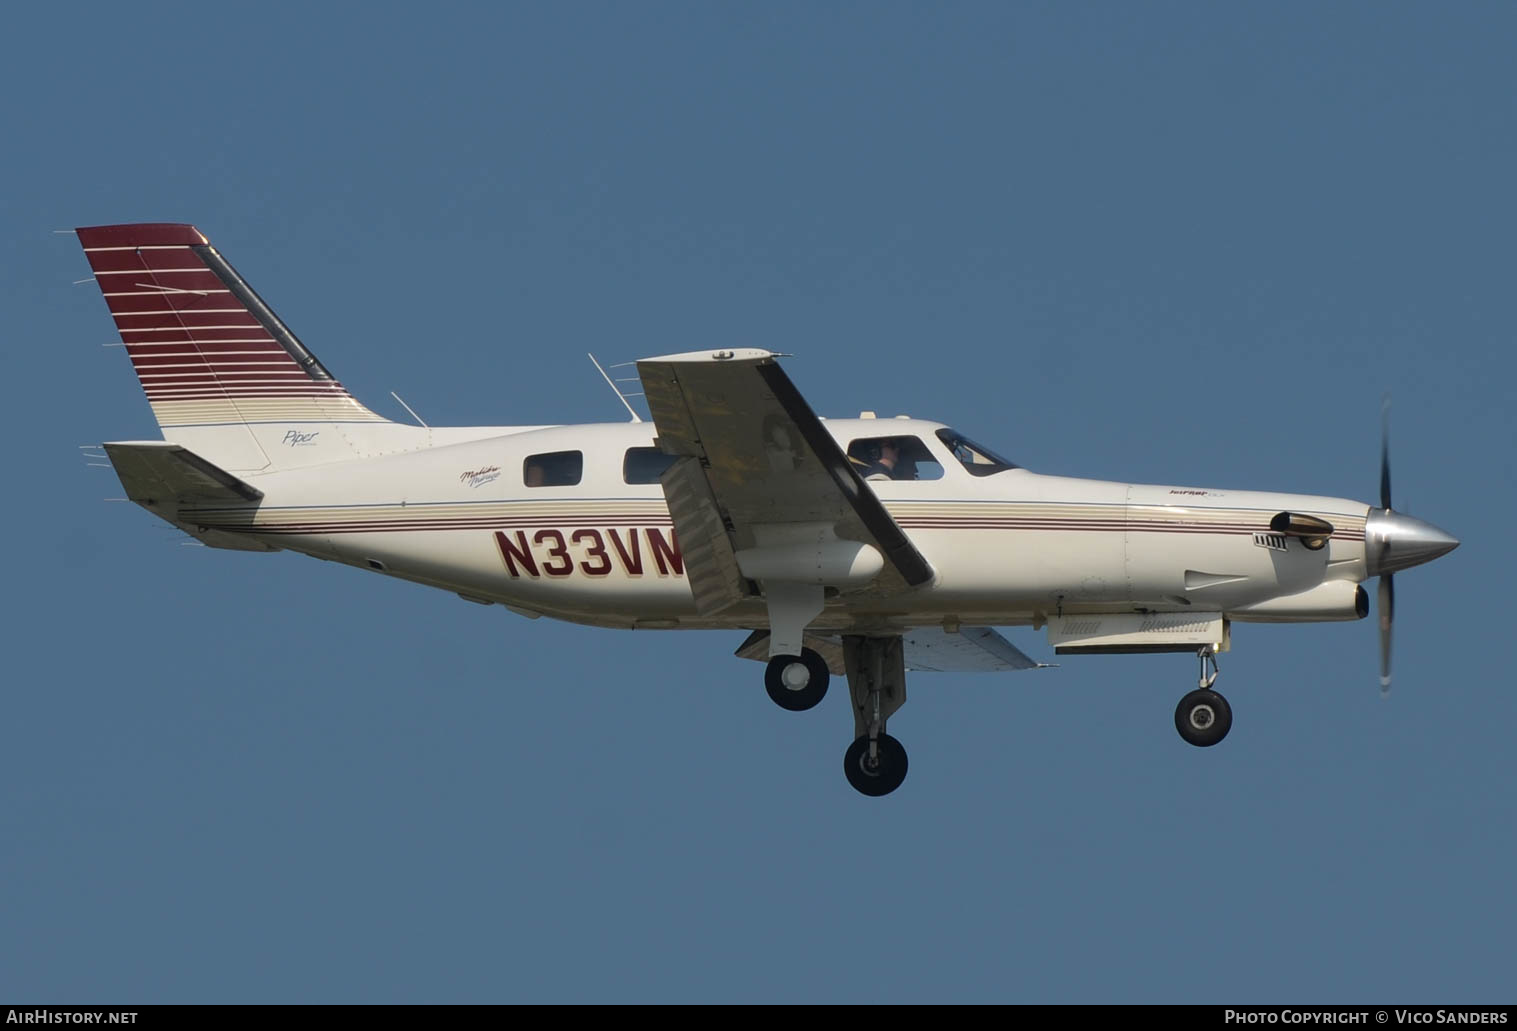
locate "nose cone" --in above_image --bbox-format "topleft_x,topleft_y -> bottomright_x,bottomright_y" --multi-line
1365,509 -> 1460,577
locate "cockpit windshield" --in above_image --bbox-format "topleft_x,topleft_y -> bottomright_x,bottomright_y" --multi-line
935,429 -> 1020,476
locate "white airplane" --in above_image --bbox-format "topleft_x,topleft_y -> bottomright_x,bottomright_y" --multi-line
78,223 -> 1460,796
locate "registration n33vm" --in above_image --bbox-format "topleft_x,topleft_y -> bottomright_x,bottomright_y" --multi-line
78,223 -> 1459,796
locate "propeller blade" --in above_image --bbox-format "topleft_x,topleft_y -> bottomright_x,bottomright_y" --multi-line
1380,396 -> 1393,511
1378,572 -> 1394,695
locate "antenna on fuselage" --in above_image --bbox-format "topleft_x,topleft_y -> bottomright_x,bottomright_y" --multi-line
390,391 -> 429,427
588,353 -> 643,423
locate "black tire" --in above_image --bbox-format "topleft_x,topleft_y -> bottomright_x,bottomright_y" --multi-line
1175,688 -> 1233,747
764,648 -> 830,711
843,734 -> 909,796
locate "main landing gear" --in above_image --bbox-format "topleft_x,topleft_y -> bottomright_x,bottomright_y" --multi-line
840,635 -> 909,796
1175,646 -> 1232,747
758,581 -> 909,795
844,733 -> 908,797
762,633 -> 910,797
765,649 -> 830,711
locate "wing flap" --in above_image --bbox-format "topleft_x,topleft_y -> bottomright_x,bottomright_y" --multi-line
660,455 -> 749,615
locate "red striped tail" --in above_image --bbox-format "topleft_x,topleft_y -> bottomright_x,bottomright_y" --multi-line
78,223 -> 391,471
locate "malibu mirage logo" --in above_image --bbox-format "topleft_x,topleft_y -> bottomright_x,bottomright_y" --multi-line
460,465 -> 501,489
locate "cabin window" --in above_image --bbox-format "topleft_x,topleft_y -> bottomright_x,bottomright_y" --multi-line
624,447 -> 679,485
523,451 -> 583,488
845,435 -> 943,481
935,429 -> 1019,476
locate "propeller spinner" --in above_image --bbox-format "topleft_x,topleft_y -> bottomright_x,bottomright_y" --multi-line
1364,401 -> 1459,693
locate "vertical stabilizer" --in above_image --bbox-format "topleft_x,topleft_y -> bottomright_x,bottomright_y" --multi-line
77,223 -> 409,472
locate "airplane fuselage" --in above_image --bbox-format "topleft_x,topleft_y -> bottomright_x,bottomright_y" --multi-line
172,418 -> 1373,634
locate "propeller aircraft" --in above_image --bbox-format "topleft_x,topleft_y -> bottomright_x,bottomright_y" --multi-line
77,223 -> 1460,796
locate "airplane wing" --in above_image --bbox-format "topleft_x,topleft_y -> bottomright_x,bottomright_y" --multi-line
735,626 -> 1051,673
637,350 -> 934,614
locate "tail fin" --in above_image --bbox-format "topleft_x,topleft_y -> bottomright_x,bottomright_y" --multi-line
77,223 -> 406,472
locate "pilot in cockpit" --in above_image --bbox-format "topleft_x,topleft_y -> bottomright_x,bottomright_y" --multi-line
848,438 -> 907,481
865,439 -> 900,481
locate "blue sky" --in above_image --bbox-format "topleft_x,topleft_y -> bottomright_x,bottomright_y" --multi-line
2,2 -> 1512,1003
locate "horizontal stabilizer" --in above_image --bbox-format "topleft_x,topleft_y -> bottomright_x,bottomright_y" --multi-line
103,441 -> 264,504
101,442 -> 273,551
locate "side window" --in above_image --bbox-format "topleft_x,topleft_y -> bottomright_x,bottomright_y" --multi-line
523,451 -> 583,488
624,447 -> 678,485
845,436 -> 944,482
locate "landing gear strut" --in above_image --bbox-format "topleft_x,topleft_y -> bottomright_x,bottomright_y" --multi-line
1175,646 -> 1232,747
840,635 -> 909,796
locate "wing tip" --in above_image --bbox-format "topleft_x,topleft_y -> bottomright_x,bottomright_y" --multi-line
637,348 -> 778,365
